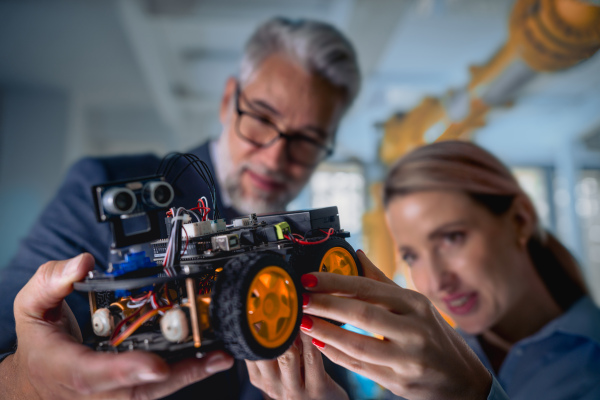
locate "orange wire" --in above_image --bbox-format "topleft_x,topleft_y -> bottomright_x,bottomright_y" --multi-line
110,306 -> 173,347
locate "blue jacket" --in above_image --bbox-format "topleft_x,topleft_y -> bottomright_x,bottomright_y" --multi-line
0,142 -> 261,399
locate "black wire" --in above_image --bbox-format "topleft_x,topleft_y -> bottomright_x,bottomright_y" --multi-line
157,153 -> 222,220
170,155 -> 221,220
156,152 -> 182,176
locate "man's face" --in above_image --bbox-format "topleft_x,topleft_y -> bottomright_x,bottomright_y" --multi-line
217,53 -> 344,214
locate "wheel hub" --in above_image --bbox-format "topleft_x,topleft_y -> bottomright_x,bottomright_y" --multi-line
246,266 -> 298,348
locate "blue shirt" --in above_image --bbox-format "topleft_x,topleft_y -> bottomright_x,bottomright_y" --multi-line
0,143 -> 262,399
462,296 -> 600,400
384,296 -> 600,400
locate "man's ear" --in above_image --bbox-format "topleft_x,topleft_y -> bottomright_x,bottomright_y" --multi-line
219,77 -> 237,125
511,195 -> 536,248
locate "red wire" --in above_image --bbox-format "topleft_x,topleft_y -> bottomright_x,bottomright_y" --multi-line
190,198 -> 211,221
163,283 -> 172,306
110,305 -> 144,341
150,293 -> 159,309
286,228 -> 334,245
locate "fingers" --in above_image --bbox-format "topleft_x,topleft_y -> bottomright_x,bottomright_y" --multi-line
356,250 -> 395,285
15,253 -> 95,320
276,335 -> 303,393
245,360 -> 264,395
299,315 -> 399,369
309,338 -> 395,394
302,272 -> 417,316
246,358 -> 283,398
246,332 -> 335,399
29,336 -> 170,394
246,359 -> 281,398
131,351 -> 234,399
298,331 -> 329,396
31,331 -> 233,397
247,336 -> 306,397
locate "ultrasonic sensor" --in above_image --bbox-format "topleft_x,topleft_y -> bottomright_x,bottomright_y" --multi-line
143,181 -> 174,208
102,187 -> 137,215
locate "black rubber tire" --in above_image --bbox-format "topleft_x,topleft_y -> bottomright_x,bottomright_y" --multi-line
209,252 -> 302,360
289,237 -> 363,327
289,236 -> 363,277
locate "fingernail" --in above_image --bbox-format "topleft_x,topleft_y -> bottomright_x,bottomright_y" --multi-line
357,249 -> 364,255
301,274 -> 318,288
63,254 -> 83,279
302,293 -> 310,307
300,315 -> 313,331
205,353 -> 233,374
312,339 -> 325,349
134,370 -> 166,382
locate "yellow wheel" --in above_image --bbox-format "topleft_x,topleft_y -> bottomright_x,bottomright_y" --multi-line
290,236 -> 363,277
319,246 -> 359,276
247,266 -> 298,349
210,253 -> 302,360
289,237 -> 362,327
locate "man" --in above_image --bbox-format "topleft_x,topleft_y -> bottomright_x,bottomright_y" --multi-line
0,17 -> 360,399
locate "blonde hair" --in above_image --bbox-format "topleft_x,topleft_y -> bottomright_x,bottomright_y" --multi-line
383,140 -> 587,310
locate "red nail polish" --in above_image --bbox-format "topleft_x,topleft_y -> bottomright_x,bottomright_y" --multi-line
357,249 -> 364,255
300,315 -> 313,331
302,293 -> 310,307
301,274 -> 318,288
312,339 -> 325,349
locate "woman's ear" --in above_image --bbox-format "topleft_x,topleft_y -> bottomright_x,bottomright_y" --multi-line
510,195 -> 537,249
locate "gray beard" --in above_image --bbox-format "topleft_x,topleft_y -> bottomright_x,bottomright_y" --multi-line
224,171 -> 292,215
214,137 -> 300,215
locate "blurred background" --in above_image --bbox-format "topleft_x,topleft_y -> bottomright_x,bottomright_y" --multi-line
1,0 -> 599,309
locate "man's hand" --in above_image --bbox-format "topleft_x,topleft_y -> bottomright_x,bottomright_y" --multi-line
0,253 -> 234,400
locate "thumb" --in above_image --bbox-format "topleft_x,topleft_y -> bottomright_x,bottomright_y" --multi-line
15,253 -> 95,320
356,250 -> 396,286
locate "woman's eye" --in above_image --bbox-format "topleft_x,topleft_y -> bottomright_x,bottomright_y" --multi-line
443,231 -> 465,245
401,252 -> 416,266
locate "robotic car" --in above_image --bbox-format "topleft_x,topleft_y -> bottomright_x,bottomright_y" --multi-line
74,153 -> 363,361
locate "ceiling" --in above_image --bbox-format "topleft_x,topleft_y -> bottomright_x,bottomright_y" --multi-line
1,0 -> 599,165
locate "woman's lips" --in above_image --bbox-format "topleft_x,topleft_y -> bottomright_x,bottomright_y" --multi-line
245,169 -> 286,192
443,292 -> 478,315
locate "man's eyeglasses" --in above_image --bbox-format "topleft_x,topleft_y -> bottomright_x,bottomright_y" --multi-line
234,83 -> 334,167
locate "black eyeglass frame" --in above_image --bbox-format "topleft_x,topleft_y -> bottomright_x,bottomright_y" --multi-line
233,83 -> 334,167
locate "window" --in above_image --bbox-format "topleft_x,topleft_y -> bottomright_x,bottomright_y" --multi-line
308,162 -> 366,250
577,170 -> 600,303
512,167 -> 553,229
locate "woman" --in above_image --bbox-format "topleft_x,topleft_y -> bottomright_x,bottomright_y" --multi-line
246,140 -> 600,400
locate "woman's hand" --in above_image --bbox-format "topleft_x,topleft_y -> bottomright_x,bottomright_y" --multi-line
246,333 -> 348,400
300,251 -> 492,400
1,254 -> 234,400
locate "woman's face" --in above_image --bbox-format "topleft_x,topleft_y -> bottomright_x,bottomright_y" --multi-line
385,190 -> 531,335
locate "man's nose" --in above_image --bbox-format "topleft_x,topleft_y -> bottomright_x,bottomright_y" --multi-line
259,137 -> 288,170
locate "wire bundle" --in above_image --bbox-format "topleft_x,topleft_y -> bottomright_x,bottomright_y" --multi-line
156,153 -> 221,220
286,228 -> 335,245
110,284 -> 174,347
163,207 -> 190,276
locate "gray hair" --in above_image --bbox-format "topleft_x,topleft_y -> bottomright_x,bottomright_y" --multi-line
240,17 -> 361,111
